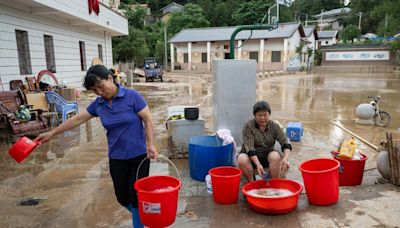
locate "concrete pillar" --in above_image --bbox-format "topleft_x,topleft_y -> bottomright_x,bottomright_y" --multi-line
238,40 -> 242,60
170,43 -> 175,71
283,38 -> 288,72
188,42 -> 192,71
213,60 -> 256,146
259,39 -> 264,71
207,41 -> 211,71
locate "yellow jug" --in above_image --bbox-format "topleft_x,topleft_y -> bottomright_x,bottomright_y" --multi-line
338,138 -> 357,159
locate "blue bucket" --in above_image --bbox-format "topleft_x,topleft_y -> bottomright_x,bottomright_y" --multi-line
188,135 -> 233,181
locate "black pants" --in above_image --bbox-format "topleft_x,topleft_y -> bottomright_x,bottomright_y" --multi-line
109,154 -> 149,208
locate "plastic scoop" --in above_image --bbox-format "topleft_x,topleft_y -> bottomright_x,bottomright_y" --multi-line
9,137 -> 41,163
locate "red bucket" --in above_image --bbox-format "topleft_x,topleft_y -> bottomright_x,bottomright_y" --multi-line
299,158 -> 340,205
242,179 -> 303,214
209,166 -> 242,204
134,175 -> 181,228
332,151 -> 368,186
9,137 -> 40,163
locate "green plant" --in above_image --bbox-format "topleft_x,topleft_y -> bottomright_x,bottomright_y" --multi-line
314,49 -> 322,66
390,38 -> 400,65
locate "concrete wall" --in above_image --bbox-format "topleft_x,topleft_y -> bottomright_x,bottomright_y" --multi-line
0,3 -> 115,90
321,48 -> 396,66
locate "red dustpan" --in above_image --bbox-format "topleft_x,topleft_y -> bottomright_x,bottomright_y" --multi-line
9,137 -> 41,163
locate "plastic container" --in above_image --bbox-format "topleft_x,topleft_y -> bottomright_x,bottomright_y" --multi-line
242,179 -> 303,214
332,151 -> 368,186
205,174 -> 212,193
9,137 -> 40,163
184,107 -> 199,120
299,158 -> 340,205
209,166 -> 242,204
167,119 -> 205,158
338,138 -> 357,159
188,135 -> 233,181
134,175 -> 181,228
286,122 -> 304,141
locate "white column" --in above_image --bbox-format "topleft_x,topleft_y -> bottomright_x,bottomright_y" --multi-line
188,42 -> 192,71
283,38 -> 288,72
170,43 -> 175,71
207,41 -> 211,71
238,40 -> 242,60
259,39 -> 264,71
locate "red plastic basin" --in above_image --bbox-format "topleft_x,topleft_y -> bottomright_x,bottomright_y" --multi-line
242,179 -> 303,215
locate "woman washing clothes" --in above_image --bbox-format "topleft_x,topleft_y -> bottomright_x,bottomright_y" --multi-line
36,64 -> 156,228
237,101 -> 292,182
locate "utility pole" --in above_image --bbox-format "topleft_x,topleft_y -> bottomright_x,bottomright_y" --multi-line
358,12 -> 363,30
268,3 -> 277,24
164,26 -> 168,71
305,14 -> 308,26
384,13 -> 388,37
320,9 -> 324,31
276,0 -> 279,24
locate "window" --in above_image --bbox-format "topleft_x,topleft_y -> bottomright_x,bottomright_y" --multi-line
44,35 -> 56,72
183,53 -> 188,63
79,41 -> 86,71
224,53 -> 230,59
201,53 -> 207,63
15,30 -> 32,75
271,51 -> 281,62
98,44 -> 103,61
325,41 -> 329,45
249,51 -> 259,62
223,45 -> 229,50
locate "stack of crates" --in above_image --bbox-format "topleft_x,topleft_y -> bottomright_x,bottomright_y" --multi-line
286,122 -> 304,142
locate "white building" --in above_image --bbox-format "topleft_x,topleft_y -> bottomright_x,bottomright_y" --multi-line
317,30 -> 339,47
0,0 -> 128,91
169,23 -> 312,72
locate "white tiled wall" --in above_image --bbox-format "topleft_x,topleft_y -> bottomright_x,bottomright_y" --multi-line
0,4 -> 116,90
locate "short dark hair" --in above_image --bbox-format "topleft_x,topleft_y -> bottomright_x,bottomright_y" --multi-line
253,101 -> 271,115
83,65 -> 112,90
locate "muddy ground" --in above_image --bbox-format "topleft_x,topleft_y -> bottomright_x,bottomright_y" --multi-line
0,72 -> 399,227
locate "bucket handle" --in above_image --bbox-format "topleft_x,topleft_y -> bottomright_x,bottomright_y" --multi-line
339,165 -> 344,173
136,154 -> 181,181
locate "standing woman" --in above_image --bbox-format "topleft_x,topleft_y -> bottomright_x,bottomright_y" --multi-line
35,64 -> 157,228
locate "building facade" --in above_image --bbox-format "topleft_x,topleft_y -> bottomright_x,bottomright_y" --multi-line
317,30 -> 338,48
169,23 -> 312,72
0,0 -> 128,90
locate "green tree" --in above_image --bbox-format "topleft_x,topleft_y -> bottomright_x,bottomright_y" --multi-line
341,25 -> 361,43
123,5 -> 147,29
306,47 -> 313,70
370,0 -> 400,36
295,42 -> 305,62
112,27 -> 149,64
390,38 -> 400,65
167,3 -> 210,36
232,0 -> 273,25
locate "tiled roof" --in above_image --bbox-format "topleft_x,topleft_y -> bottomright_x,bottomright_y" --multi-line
317,30 -> 338,39
169,23 -> 303,43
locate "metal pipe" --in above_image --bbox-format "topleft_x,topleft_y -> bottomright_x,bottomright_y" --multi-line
229,24 -> 276,59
